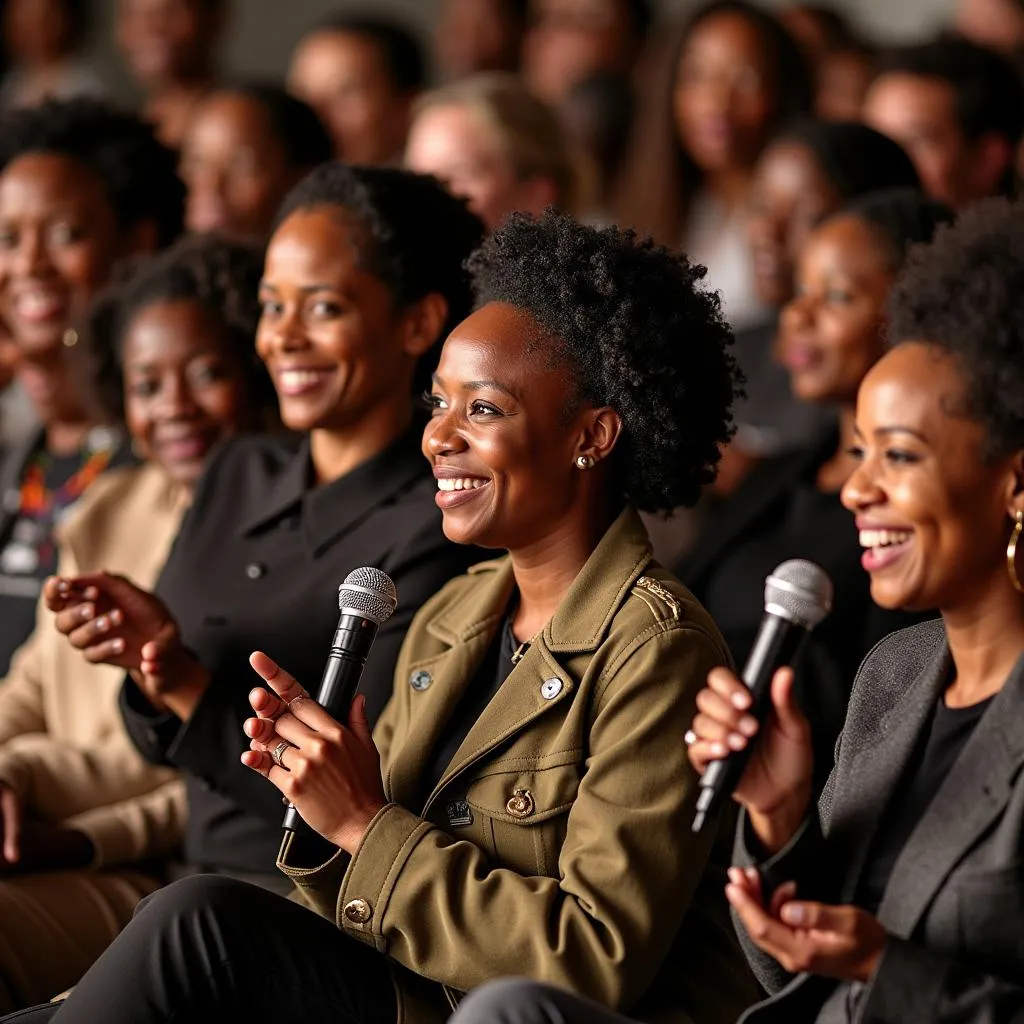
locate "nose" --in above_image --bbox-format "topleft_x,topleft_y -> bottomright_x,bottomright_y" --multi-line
13,229 -> 52,278
158,373 -> 201,421
841,454 -> 885,513
423,405 -> 468,460
261,307 -> 310,355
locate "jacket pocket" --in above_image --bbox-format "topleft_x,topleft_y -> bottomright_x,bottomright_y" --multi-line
465,758 -> 581,876
953,861 -> 1024,978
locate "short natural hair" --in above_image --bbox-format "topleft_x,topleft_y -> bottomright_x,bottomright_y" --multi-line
413,72 -> 582,214
310,13 -> 426,93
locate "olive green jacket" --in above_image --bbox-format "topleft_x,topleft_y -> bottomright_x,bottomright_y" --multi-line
280,508 -> 758,1023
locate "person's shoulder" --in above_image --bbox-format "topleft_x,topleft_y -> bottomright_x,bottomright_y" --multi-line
192,433 -> 303,496
857,617 -> 947,678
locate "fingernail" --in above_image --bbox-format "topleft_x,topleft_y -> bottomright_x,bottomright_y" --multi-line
727,867 -> 744,885
57,580 -> 69,594
710,742 -> 727,758
80,604 -> 93,621
109,609 -> 123,626
111,638 -> 125,654
731,690 -> 751,709
738,716 -> 759,736
94,615 -> 108,632
745,867 -> 759,884
727,733 -> 747,750
781,904 -> 805,925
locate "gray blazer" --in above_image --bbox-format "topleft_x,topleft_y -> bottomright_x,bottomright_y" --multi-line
735,619 -> 1024,1024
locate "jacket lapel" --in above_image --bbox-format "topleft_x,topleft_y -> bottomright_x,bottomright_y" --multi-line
876,652 -> 1024,937
833,640 -> 951,903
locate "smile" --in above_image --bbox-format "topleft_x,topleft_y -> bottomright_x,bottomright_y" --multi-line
434,477 -> 490,510
437,477 -> 487,492
859,529 -> 913,572
276,369 -> 333,396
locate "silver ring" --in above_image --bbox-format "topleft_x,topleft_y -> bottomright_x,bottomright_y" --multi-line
271,740 -> 291,768
684,729 -> 698,747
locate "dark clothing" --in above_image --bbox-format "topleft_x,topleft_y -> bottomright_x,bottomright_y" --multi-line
679,430 -> 926,793
0,428 -> 131,675
120,428 -> 480,877
857,694 -> 993,915
6,876 -> 397,1024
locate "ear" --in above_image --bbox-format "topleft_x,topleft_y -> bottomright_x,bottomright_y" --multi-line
1005,449 -> 1024,520
969,133 -> 1013,198
576,406 -> 623,466
399,292 -> 449,360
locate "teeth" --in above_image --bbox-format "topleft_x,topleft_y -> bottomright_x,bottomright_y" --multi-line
279,370 -> 326,388
437,478 -> 487,492
859,529 -> 912,550
16,292 -> 62,317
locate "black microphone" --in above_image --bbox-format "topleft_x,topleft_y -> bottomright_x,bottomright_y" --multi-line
281,566 -> 398,835
691,559 -> 833,833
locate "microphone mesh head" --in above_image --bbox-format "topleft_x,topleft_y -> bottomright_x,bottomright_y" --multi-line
764,560 -> 833,629
338,567 -> 398,625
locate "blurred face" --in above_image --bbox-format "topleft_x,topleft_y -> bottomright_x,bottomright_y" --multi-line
523,0 -> 637,104
424,301 -> 596,550
123,299 -> 254,486
181,92 -> 303,240
5,0 -> 72,63
747,140 -> 842,308
842,342 -> 1019,613
288,30 -> 411,165
405,104 -> 553,230
256,208 -> 418,434
863,73 -> 973,208
778,6 -> 832,64
437,0 -> 523,78
674,12 -> 778,174
816,50 -> 873,122
955,0 -> 1024,54
117,0 -> 217,87
778,214 -> 892,405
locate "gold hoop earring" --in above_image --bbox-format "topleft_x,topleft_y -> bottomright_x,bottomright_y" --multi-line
575,454 -> 595,470
1008,510 -> 1024,594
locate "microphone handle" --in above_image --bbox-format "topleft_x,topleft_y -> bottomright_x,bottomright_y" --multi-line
281,613 -> 377,834
692,613 -> 809,832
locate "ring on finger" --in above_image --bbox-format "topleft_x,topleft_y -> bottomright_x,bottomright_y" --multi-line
271,740 -> 291,769
684,729 -> 698,746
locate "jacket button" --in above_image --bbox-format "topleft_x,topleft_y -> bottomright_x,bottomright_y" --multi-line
409,670 -> 432,691
506,788 -> 535,818
343,898 -> 373,924
246,562 -> 266,580
540,678 -> 563,699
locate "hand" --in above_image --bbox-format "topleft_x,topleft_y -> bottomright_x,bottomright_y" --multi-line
241,652 -> 386,855
688,666 -> 813,852
0,786 -> 94,873
727,869 -> 887,984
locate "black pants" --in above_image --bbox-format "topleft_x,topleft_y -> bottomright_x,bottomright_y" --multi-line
448,980 -> 635,1024
0,876 -> 397,1024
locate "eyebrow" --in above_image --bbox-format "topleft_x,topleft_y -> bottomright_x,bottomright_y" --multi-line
852,424 -> 929,443
431,373 -> 519,402
257,281 -> 339,294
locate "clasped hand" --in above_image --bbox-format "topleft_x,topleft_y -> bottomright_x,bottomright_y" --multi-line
241,652 -> 386,855
687,665 -> 888,984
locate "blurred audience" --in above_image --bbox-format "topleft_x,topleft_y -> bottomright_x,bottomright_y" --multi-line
179,82 -> 332,240
616,0 -> 813,331
953,0 -> 1024,54
287,14 -> 425,165
522,0 -> 651,105
863,37 -> 1024,208
405,72 -> 579,230
0,234 -> 270,1015
115,0 -> 225,150
0,98 -> 185,677
47,167 -> 485,891
0,323 -> 35,446
435,0 -> 527,79
0,0 -> 106,111
681,189 -> 952,796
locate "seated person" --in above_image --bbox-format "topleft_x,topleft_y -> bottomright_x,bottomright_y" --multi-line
0,233 -> 272,1013
16,211 -> 758,1024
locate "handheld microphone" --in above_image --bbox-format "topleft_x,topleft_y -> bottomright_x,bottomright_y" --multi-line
691,559 -> 833,833
281,566 -> 398,834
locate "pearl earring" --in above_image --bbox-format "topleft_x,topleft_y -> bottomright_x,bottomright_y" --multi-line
575,454 -> 595,470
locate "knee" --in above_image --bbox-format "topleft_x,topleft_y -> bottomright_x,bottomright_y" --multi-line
134,875 -> 255,925
456,979 -> 564,1024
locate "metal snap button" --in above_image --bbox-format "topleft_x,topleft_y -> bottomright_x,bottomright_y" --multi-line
343,898 -> 373,924
410,670 -> 432,691
540,678 -> 563,700
506,788 -> 535,818
245,562 -> 266,580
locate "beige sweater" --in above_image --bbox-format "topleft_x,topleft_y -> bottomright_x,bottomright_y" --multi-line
0,462 -> 189,868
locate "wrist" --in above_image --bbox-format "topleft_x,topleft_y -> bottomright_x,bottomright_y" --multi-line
161,656 -> 210,722
333,802 -> 386,856
747,787 -> 811,855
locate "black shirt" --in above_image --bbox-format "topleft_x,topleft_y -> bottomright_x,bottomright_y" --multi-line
119,427 -> 481,875
857,694 -> 994,914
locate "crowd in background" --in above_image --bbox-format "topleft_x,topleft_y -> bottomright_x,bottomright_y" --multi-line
0,0 -> 1022,1021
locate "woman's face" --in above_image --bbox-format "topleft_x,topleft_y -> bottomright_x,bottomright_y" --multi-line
256,207 -> 422,434
841,342 -> 1020,613
423,301 -> 605,551
673,11 -> 778,175
123,298 -> 254,486
116,0 -> 213,87
777,214 -> 892,406
5,0 -> 72,63
747,140 -> 842,307
405,104 -> 554,230
0,153 -> 123,360
181,92 -> 301,239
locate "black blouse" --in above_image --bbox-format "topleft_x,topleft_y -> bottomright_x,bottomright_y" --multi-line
120,427 -> 481,876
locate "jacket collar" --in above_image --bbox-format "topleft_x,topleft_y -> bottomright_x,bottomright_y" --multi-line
238,425 -> 428,555
425,505 -> 654,653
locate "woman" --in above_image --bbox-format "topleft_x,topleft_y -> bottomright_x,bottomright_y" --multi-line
614,0 -> 812,330
0,98 -> 186,678
21,212 -> 758,1023
682,189 -> 952,796
45,166 -> 486,892
733,121 -> 920,466
0,234 -> 272,1013
404,72 -> 581,231
179,82 -> 333,240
